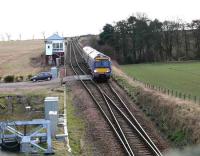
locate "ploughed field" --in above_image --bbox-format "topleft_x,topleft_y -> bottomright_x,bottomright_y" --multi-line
0,40 -> 44,77
121,62 -> 200,97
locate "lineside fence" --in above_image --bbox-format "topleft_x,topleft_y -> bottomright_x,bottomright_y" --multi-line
131,77 -> 200,104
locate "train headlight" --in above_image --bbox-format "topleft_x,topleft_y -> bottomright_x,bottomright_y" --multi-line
94,69 -> 97,73
106,68 -> 110,72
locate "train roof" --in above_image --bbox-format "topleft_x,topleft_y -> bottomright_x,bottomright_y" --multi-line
83,46 -> 109,60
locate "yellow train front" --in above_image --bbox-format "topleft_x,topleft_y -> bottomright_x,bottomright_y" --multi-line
83,46 -> 112,81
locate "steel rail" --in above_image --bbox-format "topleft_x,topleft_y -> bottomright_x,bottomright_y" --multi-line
70,40 -> 163,156
103,93 -> 161,156
107,83 -> 163,156
98,82 -> 163,156
73,40 -> 156,155
74,39 -> 162,156
68,41 -> 133,156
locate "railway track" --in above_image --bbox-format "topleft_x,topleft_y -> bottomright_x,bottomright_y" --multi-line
65,39 -> 164,156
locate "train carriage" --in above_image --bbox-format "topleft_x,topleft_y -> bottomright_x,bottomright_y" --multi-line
83,46 -> 112,80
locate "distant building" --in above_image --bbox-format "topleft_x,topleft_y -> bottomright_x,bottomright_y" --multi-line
45,34 -> 65,65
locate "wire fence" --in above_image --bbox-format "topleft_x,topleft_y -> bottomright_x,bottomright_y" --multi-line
131,77 -> 200,104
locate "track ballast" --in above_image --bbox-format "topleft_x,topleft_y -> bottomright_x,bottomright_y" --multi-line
65,39 -> 166,156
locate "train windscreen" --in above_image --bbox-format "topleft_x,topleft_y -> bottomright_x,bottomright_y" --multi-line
95,60 -> 110,67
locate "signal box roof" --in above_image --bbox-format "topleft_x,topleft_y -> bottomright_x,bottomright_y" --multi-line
46,34 -> 64,41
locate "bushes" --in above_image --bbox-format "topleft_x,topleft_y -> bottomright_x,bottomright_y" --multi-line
2,74 -> 33,83
4,75 -> 15,83
15,76 -> 24,82
27,74 -> 33,80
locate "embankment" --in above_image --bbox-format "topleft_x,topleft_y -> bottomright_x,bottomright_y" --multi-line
112,66 -> 200,148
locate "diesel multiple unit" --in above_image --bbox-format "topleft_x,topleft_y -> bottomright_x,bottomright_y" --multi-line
82,46 -> 112,80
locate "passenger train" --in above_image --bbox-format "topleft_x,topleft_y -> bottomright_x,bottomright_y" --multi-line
82,46 -> 112,80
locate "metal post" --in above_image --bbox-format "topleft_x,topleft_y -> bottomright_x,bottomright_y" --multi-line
46,121 -> 53,154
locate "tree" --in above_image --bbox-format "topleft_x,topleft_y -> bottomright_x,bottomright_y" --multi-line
115,20 -> 130,63
98,14 -> 200,64
19,33 -> 22,40
162,21 -> 176,60
149,19 -> 163,61
134,17 -> 149,62
41,31 -> 46,40
191,20 -> 200,58
174,19 -> 182,59
5,33 -> 11,41
127,16 -> 137,62
181,22 -> 190,59
99,24 -> 114,45
32,34 -> 35,40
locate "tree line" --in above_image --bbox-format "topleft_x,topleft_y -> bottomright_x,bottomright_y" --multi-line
98,14 -> 200,64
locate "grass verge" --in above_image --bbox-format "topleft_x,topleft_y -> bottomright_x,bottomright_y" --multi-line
66,87 -> 86,155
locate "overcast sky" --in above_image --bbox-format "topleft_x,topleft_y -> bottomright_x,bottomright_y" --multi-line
0,0 -> 199,40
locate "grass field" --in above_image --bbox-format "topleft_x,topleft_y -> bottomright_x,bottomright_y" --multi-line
121,62 -> 200,97
0,40 -> 44,77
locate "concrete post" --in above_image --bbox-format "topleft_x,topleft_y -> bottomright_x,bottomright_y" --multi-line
49,111 -> 58,137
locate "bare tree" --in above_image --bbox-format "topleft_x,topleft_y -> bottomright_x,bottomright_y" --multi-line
181,22 -> 190,59
174,19 -> 182,59
41,31 -> 45,40
162,21 -> 176,60
5,33 -> 11,41
191,20 -> 200,58
19,33 -> 22,40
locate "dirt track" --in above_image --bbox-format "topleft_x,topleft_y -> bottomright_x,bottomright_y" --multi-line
0,79 -> 61,93
0,79 -> 59,87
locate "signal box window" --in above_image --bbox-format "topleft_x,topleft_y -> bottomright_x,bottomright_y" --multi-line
53,43 -> 63,51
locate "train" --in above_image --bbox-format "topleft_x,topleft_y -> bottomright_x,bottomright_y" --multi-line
82,46 -> 112,80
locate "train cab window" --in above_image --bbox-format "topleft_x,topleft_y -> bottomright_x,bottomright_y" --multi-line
95,60 -> 110,67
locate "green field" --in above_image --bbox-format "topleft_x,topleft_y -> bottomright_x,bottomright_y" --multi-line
121,62 -> 200,97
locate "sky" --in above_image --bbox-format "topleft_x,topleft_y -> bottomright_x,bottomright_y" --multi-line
0,0 -> 199,40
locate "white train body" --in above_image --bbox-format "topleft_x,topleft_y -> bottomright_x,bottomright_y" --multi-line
82,46 -> 112,80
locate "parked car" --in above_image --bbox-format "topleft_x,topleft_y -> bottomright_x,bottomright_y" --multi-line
30,72 -> 52,82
